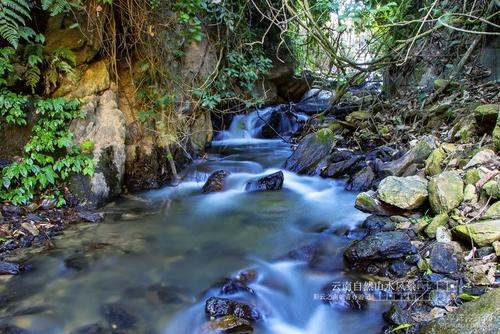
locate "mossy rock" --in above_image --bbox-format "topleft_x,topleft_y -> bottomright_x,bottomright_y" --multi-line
378,175 -> 428,210
428,171 -> 464,213
425,213 -> 449,238
483,201 -> 500,219
474,104 -> 499,133
464,168 -> 480,185
452,220 -> 500,247
345,111 -> 371,125
482,178 -> 500,199
493,123 -> 500,152
425,148 -> 445,176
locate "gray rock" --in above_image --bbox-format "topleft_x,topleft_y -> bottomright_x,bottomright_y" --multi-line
284,132 -> 333,174
378,175 -> 428,210
245,171 -> 284,192
383,304 -> 413,326
428,171 -> 464,213
346,165 -> 375,191
427,289 -> 452,307
429,242 -> 459,274
77,211 -> 104,223
344,231 -> 414,262
354,190 -> 404,216
294,89 -> 333,114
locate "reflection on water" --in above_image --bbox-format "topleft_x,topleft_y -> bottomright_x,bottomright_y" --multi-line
0,111 -> 389,334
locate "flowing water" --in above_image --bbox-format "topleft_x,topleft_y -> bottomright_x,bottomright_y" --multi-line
0,108 -> 390,334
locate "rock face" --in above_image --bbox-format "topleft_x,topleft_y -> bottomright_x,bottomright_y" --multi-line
378,175 -> 428,210
428,242 -> 459,274
428,171 -> 464,213
205,297 -> 260,321
54,60 -> 111,98
202,170 -> 231,193
284,132 -> 333,174
245,171 -> 284,192
419,288 -> 500,334
453,220 -> 500,247
344,231 -> 413,262
378,136 -> 437,177
69,90 -> 126,208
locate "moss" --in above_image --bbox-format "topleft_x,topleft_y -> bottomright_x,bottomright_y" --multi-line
465,168 -> 480,185
314,128 -> 334,145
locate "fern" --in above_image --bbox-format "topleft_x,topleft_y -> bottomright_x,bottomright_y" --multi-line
23,42 -> 43,92
0,0 -> 35,48
44,48 -> 77,93
42,0 -> 78,16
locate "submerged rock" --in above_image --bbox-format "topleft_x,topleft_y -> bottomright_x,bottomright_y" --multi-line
428,242 -> 459,274
245,171 -> 284,192
428,171 -> 464,213
205,297 -> 260,321
201,315 -> 253,334
419,288 -> 500,334
100,303 -> 138,330
202,170 -> 231,193
70,324 -> 110,334
284,132 -> 333,174
452,220 -> 500,247
344,231 -> 413,262
378,175 -> 428,210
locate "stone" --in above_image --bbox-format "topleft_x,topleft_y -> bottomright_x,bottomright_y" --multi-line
54,60 -> 111,98
321,154 -> 363,178
435,226 -> 452,243
21,222 -> 39,236
0,324 -> 30,334
476,246 -> 494,258
389,261 -> 411,277
70,323 -> 110,334
205,297 -> 260,321
474,104 -> 499,133
345,111 -> 371,125
464,168 -> 481,184
100,303 -> 137,330
284,132 -> 333,174
201,315 -> 252,334
483,201 -> 500,219
425,147 -> 445,176
344,231 -> 413,262
322,284 -> 368,310
493,122 -> 500,151
463,184 -> 478,203
378,175 -> 428,210
69,91 -> 126,208
419,289 -> 500,334
482,178 -> 500,199
493,241 -> 500,256
383,304 -> 413,326
294,89 -> 333,114
346,165 -> 375,191
362,215 -> 395,234
464,149 -> 497,169
425,213 -> 449,238
190,110 -> 213,153
354,191 -> 403,216
245,171 -> 284,192
428,242 -> 459,274
40,198 -> 57,210
64,254 -> 89,271
427,290 -> 452,308
428,171 -> 464,213
452,220 -> 500,247
378,135 -> 437,177
202,170 -> 231,193
0,261 -> 21,275
77,211 -> 104,223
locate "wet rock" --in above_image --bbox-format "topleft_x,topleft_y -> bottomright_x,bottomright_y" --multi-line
77,211 -> 104,223
279,243 -> 322,263
424,213 -> 448,238
354,191 -> 403,216
64,254 -> 89,271
210,278 -> 255,296
378,175 -> 428,210
70,324 -> 110,334
344,231 -> 413,262
244,171 -> 284,192
428,243 -> 459,274
0,261 -> 21,275
147,284 -> 189,304
346,166 -> 375,191
294,89 -> 333,114
202,170 -> 231,193
322,284 -> 367,310
201,315 -> 253,334
383,303 -> 413,326
378,135 -> 437,177
100,303 -> 138,330
321,151 -> 363,178
362,215 -> 395,234
389,260 -> 411,278
284,132 -> 333,174
419,288 -> 500,334
428,171 -> 464,213
427,290 -> 452,308
452,219 -> 500,247
205,297 -> 260,321
235,269 -> 257,285
0,324 -> 30,334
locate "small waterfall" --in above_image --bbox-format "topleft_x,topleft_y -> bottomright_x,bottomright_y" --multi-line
214,106 -> 308,142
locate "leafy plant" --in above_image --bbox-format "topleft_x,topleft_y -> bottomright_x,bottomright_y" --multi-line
0,0 -> 35,48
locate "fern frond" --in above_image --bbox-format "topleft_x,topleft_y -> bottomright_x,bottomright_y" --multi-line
0,0 -> 32,48
24,65 -> 41,92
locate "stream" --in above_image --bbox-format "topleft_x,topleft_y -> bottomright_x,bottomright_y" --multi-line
0,107 -> 390,334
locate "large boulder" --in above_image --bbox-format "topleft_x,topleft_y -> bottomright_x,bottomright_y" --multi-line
378,135 -> 437,177
428,171 -> 464,213
344,231 -> 413,262
452,220 -> 500,247
202,170 -> 230,193
245,171 -> 284,192
69,90 -> 126,208
205,297 -> 260,321
419,288 -> 500,334
284,131 -> 333,174
378,175 -> 428,210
